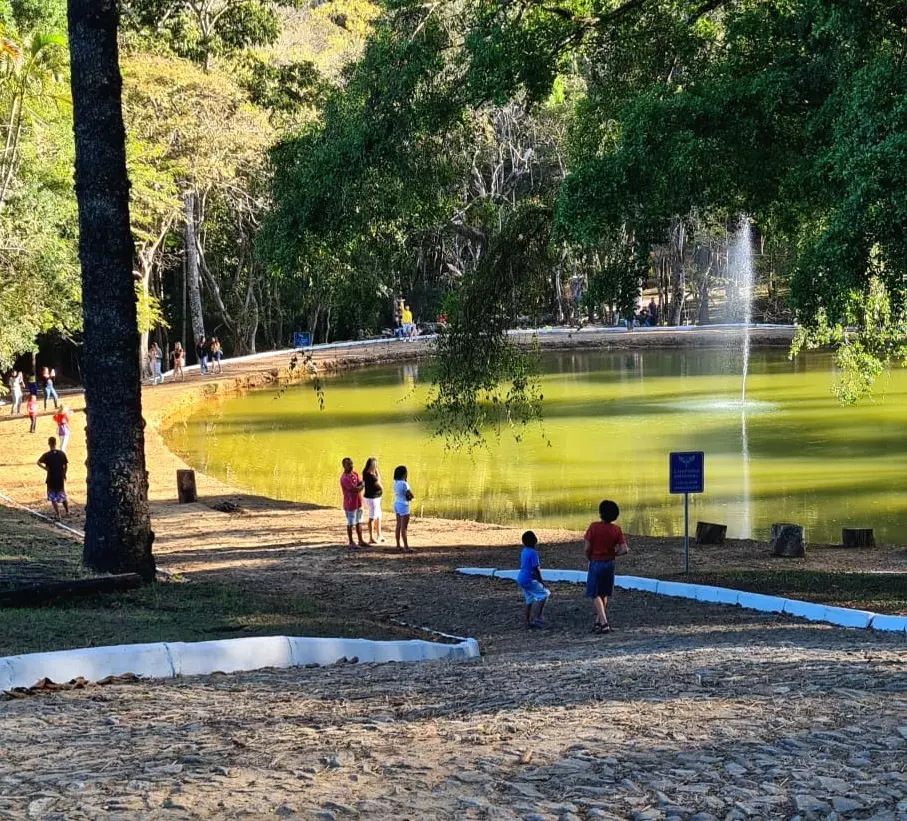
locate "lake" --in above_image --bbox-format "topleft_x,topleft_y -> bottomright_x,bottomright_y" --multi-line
163,348 -> 907,543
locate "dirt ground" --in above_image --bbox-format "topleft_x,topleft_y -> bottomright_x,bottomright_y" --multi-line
2,330 -> 907,820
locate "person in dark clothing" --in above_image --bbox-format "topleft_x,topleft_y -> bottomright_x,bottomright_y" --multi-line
648,299 -> 658,326
362,456 -> 385,544
37,436 -> 69,518
196,335 -> 208,375
41,367 -> 59,409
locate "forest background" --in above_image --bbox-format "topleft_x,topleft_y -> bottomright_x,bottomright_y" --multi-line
1,0 -> 905,408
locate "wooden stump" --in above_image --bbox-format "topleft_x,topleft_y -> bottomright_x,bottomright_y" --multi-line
177,469 -> 197,503
771,523 -> 805,558
695,521 -> 727,545
842,528 -> 875,548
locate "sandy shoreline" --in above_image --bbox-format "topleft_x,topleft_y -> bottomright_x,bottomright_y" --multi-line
2,323 -> 906,591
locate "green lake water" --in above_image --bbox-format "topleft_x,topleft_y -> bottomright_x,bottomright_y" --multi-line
163,348 -> 907,543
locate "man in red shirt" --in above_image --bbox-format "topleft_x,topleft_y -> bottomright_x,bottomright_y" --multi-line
340,457 -> 367,548
584,499 -> 629,634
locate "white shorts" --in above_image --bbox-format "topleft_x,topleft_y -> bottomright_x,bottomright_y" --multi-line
365,497 -> 382,519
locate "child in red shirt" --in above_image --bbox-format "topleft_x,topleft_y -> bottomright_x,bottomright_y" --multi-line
584,499 -> 629,634
26,396 -> 37,433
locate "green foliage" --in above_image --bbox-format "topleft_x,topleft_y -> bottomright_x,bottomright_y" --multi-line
135,281 -> 170,333
0,2 -> 80,369
428,201 -> 553,444
791,273 -> 907,405
239,54 -> 323,117
121,0 -> 284,67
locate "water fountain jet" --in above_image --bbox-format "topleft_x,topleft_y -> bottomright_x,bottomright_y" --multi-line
730,218 -> 755,404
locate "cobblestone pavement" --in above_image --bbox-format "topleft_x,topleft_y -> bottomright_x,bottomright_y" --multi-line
2,588 -> 906,821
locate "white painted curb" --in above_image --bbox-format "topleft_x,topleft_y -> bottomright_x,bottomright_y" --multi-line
456,568 -> 907,634
0,633 -> 480,692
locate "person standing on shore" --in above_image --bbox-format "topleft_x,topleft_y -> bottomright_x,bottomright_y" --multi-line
392,465 -> 415,553
53,405 -> 72,453
37,436 -> 69,519
41,367 -> 59,410
172,342 -> 185,381
362,456 -> 385,544
584,499 -> 629,634
8,370 -> 23,415
197,335 -> 208,375
340,457 -> 367,549
149,342 -> 163,385
211,337 -> 223,374
401,303 -> 414,339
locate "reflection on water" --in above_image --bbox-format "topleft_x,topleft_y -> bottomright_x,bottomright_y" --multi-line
164,349 -> 907,543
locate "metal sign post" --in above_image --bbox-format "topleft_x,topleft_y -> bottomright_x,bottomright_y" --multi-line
669,451 -> 705,574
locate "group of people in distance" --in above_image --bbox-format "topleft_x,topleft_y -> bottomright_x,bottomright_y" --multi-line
393,298 -> 418,340
6,368 -> 69,443
7,367 -> 60,417
635,298 -> 660,328
146,336 -> 223,386
340,457 -> 415,552
518,499 -> 629,633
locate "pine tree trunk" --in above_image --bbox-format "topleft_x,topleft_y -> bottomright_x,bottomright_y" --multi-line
185,191 -> 205,352
67,0 -> 155,582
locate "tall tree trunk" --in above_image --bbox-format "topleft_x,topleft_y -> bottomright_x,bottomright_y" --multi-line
139,276 -> 149,378
67,0 -> 155,582
185,191 -> 205,354
669,221 -> 686,326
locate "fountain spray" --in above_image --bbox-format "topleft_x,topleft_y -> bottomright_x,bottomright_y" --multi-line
730,218 -> 754,403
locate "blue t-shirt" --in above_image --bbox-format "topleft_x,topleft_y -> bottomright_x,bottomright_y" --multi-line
517,547 -> 540,587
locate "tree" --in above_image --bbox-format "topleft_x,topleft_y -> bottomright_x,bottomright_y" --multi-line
67,0 -> 155,581
121,0 -> 282,70
0,1 -> 80,374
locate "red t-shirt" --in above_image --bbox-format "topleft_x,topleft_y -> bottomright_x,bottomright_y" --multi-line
340,471 -> 363,511
584,521 -> 625,561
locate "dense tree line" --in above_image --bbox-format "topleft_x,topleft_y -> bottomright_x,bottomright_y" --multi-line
263,0 -> 905,433
1,0 -> 903,407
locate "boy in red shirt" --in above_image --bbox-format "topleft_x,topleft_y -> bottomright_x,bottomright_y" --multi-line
584,499 -> 629,634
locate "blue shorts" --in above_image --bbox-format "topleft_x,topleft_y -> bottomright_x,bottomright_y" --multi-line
344,509 -> 363,526
519,579 -> 550,605
586,560 -> 615,598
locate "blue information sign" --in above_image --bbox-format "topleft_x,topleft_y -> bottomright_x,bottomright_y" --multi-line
293,332 -> 312,348
669,451 -> 704,495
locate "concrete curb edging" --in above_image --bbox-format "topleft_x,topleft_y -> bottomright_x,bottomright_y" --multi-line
0,633 -> 480,692
456,568 -> 907,634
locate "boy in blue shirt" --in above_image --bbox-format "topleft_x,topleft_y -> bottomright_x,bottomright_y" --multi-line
517,530 -> 550,629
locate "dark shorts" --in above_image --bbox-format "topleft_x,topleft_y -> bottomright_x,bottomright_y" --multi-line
47,488 -> 67,503
586,560 -> 615,598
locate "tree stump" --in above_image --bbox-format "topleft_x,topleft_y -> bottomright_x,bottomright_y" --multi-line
771,523 -> 805,558
842,528 -> 875,548
177,469 -> 197,503
695,521 -> 727,545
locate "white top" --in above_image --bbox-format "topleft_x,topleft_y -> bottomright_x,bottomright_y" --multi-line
393,479 -> 411,513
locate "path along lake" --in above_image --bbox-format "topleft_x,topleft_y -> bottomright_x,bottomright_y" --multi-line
164,347 -> 907,543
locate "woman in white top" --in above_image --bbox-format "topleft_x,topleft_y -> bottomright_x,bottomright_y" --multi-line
392,465 -> 415,553
9,371 -> 23,415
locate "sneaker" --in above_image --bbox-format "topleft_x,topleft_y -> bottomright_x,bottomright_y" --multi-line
528,621 -> 544,630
